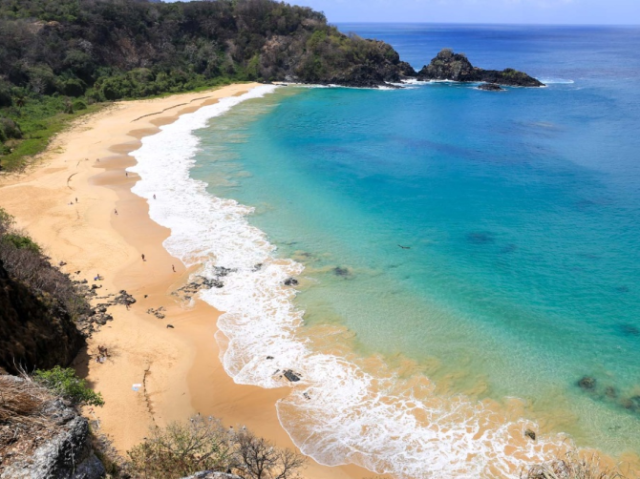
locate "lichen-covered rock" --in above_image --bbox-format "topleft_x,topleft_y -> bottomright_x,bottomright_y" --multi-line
0,378 -> 105,479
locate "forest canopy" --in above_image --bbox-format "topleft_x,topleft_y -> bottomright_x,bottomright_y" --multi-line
0,0 -> 414,169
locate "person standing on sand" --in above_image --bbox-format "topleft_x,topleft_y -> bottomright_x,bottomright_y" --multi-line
172,264 -> 176,272
142,254 -> 146,262
114,208 -> 118,215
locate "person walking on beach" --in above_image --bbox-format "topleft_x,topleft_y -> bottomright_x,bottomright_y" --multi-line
142,253 -> 146,262
125,171 -> 128,177
114,208 -> 118,215
172,264 -> 176,273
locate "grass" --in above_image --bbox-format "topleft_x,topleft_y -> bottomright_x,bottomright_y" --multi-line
0,77 -> 249,173
0,97 -> 103,172
0,375 -> 51,426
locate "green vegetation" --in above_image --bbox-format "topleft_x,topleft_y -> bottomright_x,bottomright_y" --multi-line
0,0 -> 413,171
1,233 -> 41,253
34,366 -> 104,407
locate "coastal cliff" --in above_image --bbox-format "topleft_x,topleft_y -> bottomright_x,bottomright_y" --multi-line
417,48 -> 544,87
0,257 -> 84,375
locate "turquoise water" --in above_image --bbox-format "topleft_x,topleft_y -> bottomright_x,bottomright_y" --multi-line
191,25 -> 640,457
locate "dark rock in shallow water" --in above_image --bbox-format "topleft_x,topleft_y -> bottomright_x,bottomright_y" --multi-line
284,369 -> 301,382
416,49 -> 544,87
621,395 -> 640,412
524,429 -> 536,441
284,277 -> 299,286
478,83 -> 504,91
604,386 -> 618,399
213,266 -> 236,277
619,324 -> 640,337
467,231 -> 495,245
333,266 -> 351,277
578,376 -> 597,391
500,244 -> 517,254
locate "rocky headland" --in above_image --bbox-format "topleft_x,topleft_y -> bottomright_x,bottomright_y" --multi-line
416,48 -> 544,87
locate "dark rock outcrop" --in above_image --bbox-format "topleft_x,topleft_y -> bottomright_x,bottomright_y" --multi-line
478,83 -> 504,91
577,376 -> 596,391
0,260 -> 84,375
416,49 -> 544,87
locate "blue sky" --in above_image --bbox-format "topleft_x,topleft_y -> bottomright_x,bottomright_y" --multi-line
165,0 -> 639,25
290,0 -> 638,24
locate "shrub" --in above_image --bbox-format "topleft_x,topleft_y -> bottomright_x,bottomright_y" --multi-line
34,366 -> 104,407
0,208 -> 91,321
127,415 -> 232,479
0,81 -> 12,107
127,416 -> 306,479
0,117 -> 22,139
62,78 -> 86,97
72,99 -> 87,111
1,233 -> 41,253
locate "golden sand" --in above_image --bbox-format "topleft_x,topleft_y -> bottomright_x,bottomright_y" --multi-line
0,84 -> 372,479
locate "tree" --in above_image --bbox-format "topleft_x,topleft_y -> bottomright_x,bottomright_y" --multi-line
14,92 -> 26,112
232,429 -> 306,479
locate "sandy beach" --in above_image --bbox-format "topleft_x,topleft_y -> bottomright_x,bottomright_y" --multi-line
0,84 -> 373,479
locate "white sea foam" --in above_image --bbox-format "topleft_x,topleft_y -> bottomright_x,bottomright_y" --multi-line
129,85 -> 564,478
539,78 -> 575,85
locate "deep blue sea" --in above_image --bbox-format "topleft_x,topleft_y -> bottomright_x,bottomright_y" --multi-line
188,25 -> 640,475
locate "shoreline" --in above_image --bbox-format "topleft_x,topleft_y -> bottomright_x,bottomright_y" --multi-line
2,82 -> 638,479
0,84 -> 371,479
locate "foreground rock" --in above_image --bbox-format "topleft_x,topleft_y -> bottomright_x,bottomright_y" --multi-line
181,473 -> 242,479
417,49 -> 544,87
0,376 -> 105,479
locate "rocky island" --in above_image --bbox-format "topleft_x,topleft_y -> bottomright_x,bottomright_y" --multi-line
416,48 -> 544,87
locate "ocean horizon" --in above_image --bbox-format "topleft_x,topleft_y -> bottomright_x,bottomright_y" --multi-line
130,23 -> 640,478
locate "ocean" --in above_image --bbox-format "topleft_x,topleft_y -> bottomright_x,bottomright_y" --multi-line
129,24 -> 640,478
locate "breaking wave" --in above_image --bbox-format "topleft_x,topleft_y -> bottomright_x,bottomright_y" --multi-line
129,84 -> 564,478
